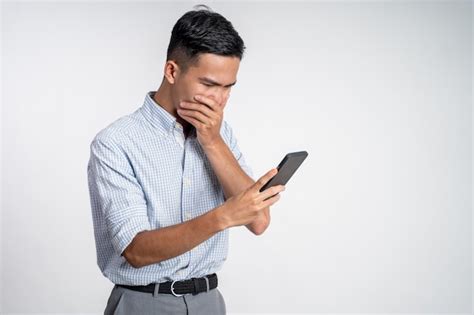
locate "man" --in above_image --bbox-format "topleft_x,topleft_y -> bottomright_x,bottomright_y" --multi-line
87,6 -> 285,314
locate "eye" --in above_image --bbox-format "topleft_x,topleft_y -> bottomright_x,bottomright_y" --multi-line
201,83 -> 213,87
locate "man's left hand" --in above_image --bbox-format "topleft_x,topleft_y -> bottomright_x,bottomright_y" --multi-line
177,94 -> 227,148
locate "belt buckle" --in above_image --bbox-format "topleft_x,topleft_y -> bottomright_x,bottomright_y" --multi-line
170,280 -> 183,297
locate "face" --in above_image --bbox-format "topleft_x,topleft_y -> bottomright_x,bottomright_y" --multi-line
165,53 -> 240,113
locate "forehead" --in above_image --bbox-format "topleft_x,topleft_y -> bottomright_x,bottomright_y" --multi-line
187,53 -> 240,83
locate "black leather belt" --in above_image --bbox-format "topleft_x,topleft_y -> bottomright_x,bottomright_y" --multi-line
116,273 -> 218,297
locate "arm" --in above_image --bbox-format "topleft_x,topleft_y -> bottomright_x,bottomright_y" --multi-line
88,136 -> 228,268
88,134 -> 280,270
125,169 -> 284,268
202,137 -> 270,235
123,206 -> 226,268
176,95 -> 271,235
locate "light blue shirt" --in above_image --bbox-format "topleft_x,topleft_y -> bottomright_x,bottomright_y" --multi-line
87,91 -> 253,285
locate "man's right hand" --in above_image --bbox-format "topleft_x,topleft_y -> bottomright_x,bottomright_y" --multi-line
218,168 -> 285,229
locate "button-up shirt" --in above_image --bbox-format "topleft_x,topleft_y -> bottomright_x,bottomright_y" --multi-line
87,91 -> 253,285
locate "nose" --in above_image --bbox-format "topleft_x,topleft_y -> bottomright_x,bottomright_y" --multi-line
208,89 -> 230,107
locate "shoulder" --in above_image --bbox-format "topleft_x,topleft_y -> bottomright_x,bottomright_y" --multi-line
90,112 -> 140,149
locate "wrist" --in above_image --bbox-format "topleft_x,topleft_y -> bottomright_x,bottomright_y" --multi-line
213,204 -> 231,231
201,136 -> 225,152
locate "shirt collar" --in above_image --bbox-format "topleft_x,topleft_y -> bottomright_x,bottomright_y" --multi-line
141,91 -> 196,138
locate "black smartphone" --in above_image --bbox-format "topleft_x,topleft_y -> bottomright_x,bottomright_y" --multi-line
259,151 -> 309,194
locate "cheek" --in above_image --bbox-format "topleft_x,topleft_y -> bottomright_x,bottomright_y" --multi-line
188,86 -> 208,102
176,78 -> 200,102
224,90 -> 231,101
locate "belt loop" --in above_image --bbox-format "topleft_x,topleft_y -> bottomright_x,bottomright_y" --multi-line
204,276 -> 209,292
153,282 -> 160,298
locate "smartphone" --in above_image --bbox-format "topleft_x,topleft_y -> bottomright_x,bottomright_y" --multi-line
259,151 -> 309,195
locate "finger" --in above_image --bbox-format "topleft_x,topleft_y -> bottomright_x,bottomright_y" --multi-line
177,109 -> 211,125
180,101 -> 217,119
254,168 -> 278,191
178,112 -> 204,129
260,193 -> 281,208
194,95 -> 220,111
258,185 -> 285,202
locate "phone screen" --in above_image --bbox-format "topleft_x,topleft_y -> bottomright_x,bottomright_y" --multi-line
259,151 -> 308,193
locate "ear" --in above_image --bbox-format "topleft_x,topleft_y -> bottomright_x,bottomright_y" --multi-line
163,60 -> 180,84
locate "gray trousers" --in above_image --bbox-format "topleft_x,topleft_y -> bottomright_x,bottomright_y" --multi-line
104,284 -> 226,315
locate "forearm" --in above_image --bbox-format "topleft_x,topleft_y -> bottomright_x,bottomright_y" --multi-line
123,206 -> 227,268
203,138 -> 253,197
203,138 -> 270,234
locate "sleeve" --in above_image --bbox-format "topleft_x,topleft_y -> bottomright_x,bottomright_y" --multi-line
222,121 -> 255,180
87,136 -> 152,257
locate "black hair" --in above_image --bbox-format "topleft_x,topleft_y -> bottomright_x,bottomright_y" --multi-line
166,5 -> 246,72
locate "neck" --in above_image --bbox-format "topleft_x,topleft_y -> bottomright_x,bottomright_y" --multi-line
153,79 -> 192,134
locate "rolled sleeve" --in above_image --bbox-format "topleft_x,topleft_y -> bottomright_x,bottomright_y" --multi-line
222,121 -> 254,180
87,136 -> 151,257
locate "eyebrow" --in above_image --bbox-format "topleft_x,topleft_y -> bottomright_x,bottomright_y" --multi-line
198,77 -> 237,88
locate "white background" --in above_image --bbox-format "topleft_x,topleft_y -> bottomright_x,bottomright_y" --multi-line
1,1 -> 472,314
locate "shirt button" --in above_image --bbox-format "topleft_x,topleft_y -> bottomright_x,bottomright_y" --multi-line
185,213 -> 192,220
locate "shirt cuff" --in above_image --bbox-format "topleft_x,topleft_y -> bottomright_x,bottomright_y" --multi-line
107,209 -> 152,257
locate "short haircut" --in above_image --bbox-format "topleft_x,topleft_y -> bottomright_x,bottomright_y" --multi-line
166,5 -> 246,72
